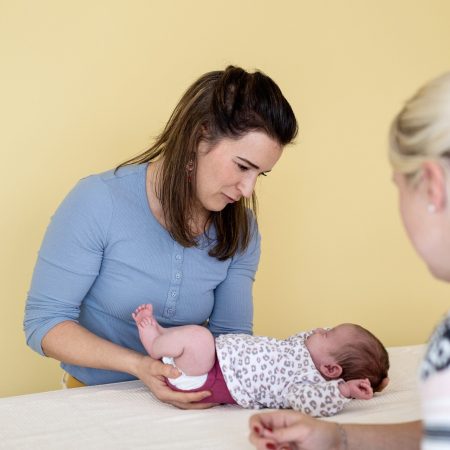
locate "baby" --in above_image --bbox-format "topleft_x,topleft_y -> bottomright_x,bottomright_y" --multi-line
132,304 -> 389,417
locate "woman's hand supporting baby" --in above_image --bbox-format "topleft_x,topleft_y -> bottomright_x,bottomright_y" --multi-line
134,355 -> 215,409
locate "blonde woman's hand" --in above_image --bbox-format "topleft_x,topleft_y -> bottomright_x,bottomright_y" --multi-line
249,410 -> 342,450
136,355 -> 217,409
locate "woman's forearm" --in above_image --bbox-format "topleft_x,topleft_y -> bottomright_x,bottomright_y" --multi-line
42,321 -> 213,408
342,421 -> 422,450
41,320 -> 144,377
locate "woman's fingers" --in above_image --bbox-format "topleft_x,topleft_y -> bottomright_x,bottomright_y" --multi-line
149,358 -> 180,378
148,371 -> 214,407
250,411 -> 303,433
170,400 -> 219,410
249,412 -> 340,450
248,431 -> 278,450
157,387 -> 212,404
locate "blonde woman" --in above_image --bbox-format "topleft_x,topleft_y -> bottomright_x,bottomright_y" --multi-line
249,73 -> 450,449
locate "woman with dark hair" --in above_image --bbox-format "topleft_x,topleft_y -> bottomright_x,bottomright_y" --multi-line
24,66 -> 298,408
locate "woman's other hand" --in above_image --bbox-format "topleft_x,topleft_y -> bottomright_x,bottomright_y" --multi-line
249,410 -> 342,450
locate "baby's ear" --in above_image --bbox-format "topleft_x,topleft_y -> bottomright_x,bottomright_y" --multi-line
320,363 -> 343,379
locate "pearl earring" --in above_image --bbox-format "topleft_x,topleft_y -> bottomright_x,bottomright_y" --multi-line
427,203 -> 436,213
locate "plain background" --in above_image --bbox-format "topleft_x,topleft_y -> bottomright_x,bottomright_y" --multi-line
2,0 -> 450,397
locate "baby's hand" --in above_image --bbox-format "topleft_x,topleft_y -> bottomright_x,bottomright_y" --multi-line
339,378 -> 373,400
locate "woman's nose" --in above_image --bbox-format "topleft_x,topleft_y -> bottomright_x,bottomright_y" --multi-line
238,175 -> 257,198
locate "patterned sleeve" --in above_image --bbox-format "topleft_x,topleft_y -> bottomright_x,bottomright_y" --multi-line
285,380 -> 351,417
421,313 -> 450,450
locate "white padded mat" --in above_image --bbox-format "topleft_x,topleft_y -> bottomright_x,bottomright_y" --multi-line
0,345 -> 425,449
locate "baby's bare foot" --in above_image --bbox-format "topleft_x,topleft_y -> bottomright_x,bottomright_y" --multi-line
132,304 -> 154,326
132,304 -> 161,356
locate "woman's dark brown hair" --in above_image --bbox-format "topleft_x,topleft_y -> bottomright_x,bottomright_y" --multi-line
117,65 -> 298,260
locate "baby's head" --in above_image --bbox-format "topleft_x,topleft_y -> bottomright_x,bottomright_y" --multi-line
305,323 -> 389,392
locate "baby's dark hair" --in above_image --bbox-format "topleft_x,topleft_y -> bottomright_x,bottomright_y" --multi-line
333,324 -> 389,392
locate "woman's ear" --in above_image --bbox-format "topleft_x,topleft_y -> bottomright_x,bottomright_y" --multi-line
320,363 -> 343,379
421,161 -> 447,212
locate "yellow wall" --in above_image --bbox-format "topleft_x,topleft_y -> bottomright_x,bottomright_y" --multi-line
2,0 -> 450,397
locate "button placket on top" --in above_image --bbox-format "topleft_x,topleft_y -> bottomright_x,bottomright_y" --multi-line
163,242 -> 184,319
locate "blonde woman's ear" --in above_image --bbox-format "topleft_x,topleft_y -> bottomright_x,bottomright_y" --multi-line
421,161 -> 447,212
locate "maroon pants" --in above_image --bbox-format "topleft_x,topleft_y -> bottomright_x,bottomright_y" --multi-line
166,356 -> 237,404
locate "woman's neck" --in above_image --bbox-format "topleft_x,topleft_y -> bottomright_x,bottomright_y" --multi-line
145,160 -> 210,235
146,160 -> 170,230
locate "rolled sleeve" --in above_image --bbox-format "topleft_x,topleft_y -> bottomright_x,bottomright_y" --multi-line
24,175 -> 113,355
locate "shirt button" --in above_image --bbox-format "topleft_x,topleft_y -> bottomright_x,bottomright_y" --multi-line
171,291 -> 177,297
175,272 -> 181,279
175,254 -> 182,261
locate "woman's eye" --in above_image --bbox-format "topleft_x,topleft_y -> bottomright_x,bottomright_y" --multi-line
237,163 -> 249,172
235,161 -> 267,177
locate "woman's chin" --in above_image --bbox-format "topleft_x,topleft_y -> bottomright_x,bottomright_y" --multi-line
428,262 -> 450,283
